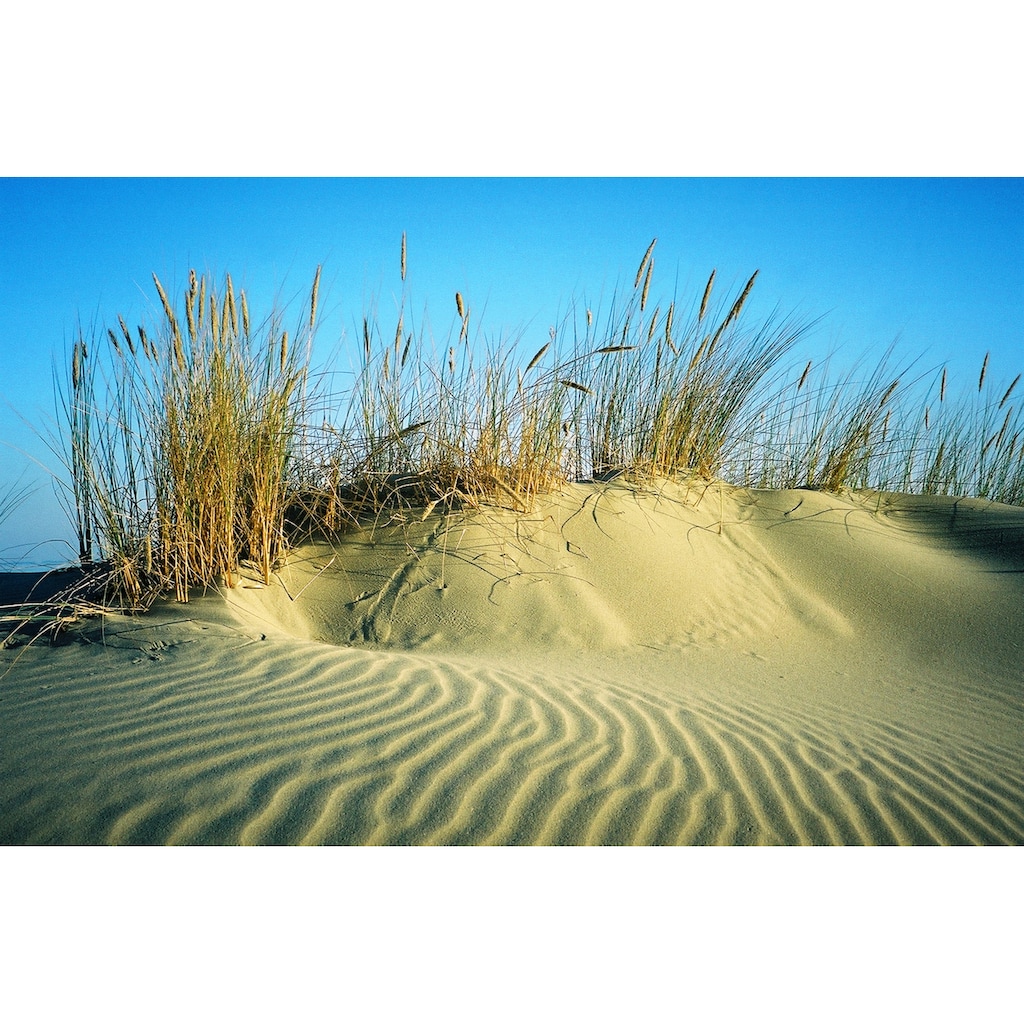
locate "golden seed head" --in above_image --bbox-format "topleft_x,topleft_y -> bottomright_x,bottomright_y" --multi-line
634,238 -> 656,289
226,274 -> 237,336
732,270 -> 759,320
118,315 -> 133,350
198,276 -> 207,330
525,342 -> 550,375
185,291 -> 197,343
641,258 -> 654,312
647,307 -> 660,343
153,273 -> 181,343
309,265 -> 322,335
456,292 -> 465,318
688,337 -> 709,374
999,373 -> 1020,409
699,269 -> 716,322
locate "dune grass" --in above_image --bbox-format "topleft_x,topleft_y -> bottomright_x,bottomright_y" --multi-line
49,270 -> 318,606
40,238 -> 1024,606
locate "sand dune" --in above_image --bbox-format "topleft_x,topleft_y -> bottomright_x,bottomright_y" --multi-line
2,478 -> 1023,845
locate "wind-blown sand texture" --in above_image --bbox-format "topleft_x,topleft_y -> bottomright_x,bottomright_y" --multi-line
3,478 -> 1022,845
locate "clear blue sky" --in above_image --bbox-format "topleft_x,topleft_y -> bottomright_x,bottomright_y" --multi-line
2,177 -> 1022,567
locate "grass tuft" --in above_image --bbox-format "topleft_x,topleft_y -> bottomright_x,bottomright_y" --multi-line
38,238 -> 1024,607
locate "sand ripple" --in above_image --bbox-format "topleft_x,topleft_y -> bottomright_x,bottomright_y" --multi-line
3,635 -> 1021,845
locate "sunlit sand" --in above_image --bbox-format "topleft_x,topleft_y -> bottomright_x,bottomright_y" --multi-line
4,477 -> 1022,845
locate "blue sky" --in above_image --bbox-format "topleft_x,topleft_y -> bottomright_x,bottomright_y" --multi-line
2,177 -> 1022,567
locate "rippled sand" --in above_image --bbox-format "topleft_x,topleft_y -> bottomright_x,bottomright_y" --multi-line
3,480 -> 1022,845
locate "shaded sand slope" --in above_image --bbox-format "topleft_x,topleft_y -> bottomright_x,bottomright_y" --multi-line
232,479 -> 1024,667
2,479 -> 1022,844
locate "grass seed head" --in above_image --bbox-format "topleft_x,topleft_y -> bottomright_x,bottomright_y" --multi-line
220,291 -> 230,344
117,315 -> 133,353
699,269 -> 716,322
198,276 -> 207,331
641,257 -> 654,312
634,238 -> 657,289
731,270 -> 759,322
525,342 -> 550,375
153,273 -> 182,346
879,378 -> 899,407
309,265 -> 321,335
226,274 -> 238,336
999,373 -> 1020,409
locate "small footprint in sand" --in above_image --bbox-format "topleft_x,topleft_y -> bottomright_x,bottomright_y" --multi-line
131,638 -> 198,662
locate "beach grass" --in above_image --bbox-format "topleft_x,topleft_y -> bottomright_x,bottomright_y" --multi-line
40,238 -> 1024,606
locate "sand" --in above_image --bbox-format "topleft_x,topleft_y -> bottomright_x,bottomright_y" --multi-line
2,477 -> 1022,845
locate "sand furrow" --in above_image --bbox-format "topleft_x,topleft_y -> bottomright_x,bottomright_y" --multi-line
840,737 -> 1024,846
3,614 -> 1023,844
790,703 -> 1024,844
